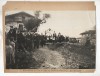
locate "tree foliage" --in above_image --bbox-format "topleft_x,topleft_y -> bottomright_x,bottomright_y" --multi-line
24,11 -> 50,32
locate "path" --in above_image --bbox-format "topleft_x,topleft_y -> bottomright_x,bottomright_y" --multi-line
32,46 -> 66,69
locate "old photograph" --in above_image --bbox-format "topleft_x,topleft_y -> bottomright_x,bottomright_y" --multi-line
5,10 -> 96,69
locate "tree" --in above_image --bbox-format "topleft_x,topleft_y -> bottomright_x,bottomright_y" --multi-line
24,11 -> 50,32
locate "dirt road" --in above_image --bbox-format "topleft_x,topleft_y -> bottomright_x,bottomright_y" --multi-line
32,46 -> 66,69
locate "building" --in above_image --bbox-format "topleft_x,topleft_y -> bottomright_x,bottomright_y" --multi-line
5,12 -> 34,32
80,29 -> 96,45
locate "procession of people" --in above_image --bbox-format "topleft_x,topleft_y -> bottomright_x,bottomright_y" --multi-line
6,25 -> 71,68
6,25 -> 93,69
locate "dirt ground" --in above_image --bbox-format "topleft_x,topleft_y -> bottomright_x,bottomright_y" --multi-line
32,46 -> 66,69
14,43 -> 95,69
48,43 -> 95,69
30,43 -> 95,69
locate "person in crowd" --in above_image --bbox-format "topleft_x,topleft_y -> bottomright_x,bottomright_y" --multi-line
7,26 -> 14,40
85,37 -> 91,47
26,32 -> 33,51
53,31 -> 57,44
40,33 -> 44,47
58,32 -> 62,43
40,33 -> 46,47
15,31 -> 28,68
6,39 -> 14,68
12,28 -> 17,41
33,33 -> 40,49
7,26 -> 17,42
16,31 -> 25,51
10,38 -> 15,64
65,36 -> 69,42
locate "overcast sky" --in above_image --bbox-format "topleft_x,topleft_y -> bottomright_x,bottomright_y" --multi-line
6,10 -> 95,37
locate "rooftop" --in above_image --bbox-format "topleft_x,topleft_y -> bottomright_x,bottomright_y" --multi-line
5,11 -> 34,19
80,30 -> 96,35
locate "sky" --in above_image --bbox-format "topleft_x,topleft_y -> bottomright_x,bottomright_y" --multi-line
6,10 -> 95,37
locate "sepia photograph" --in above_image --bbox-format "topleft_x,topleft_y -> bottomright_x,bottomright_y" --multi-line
5,10 -> 96,70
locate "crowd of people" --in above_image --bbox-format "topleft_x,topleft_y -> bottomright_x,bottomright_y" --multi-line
6,26 -> 71,68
